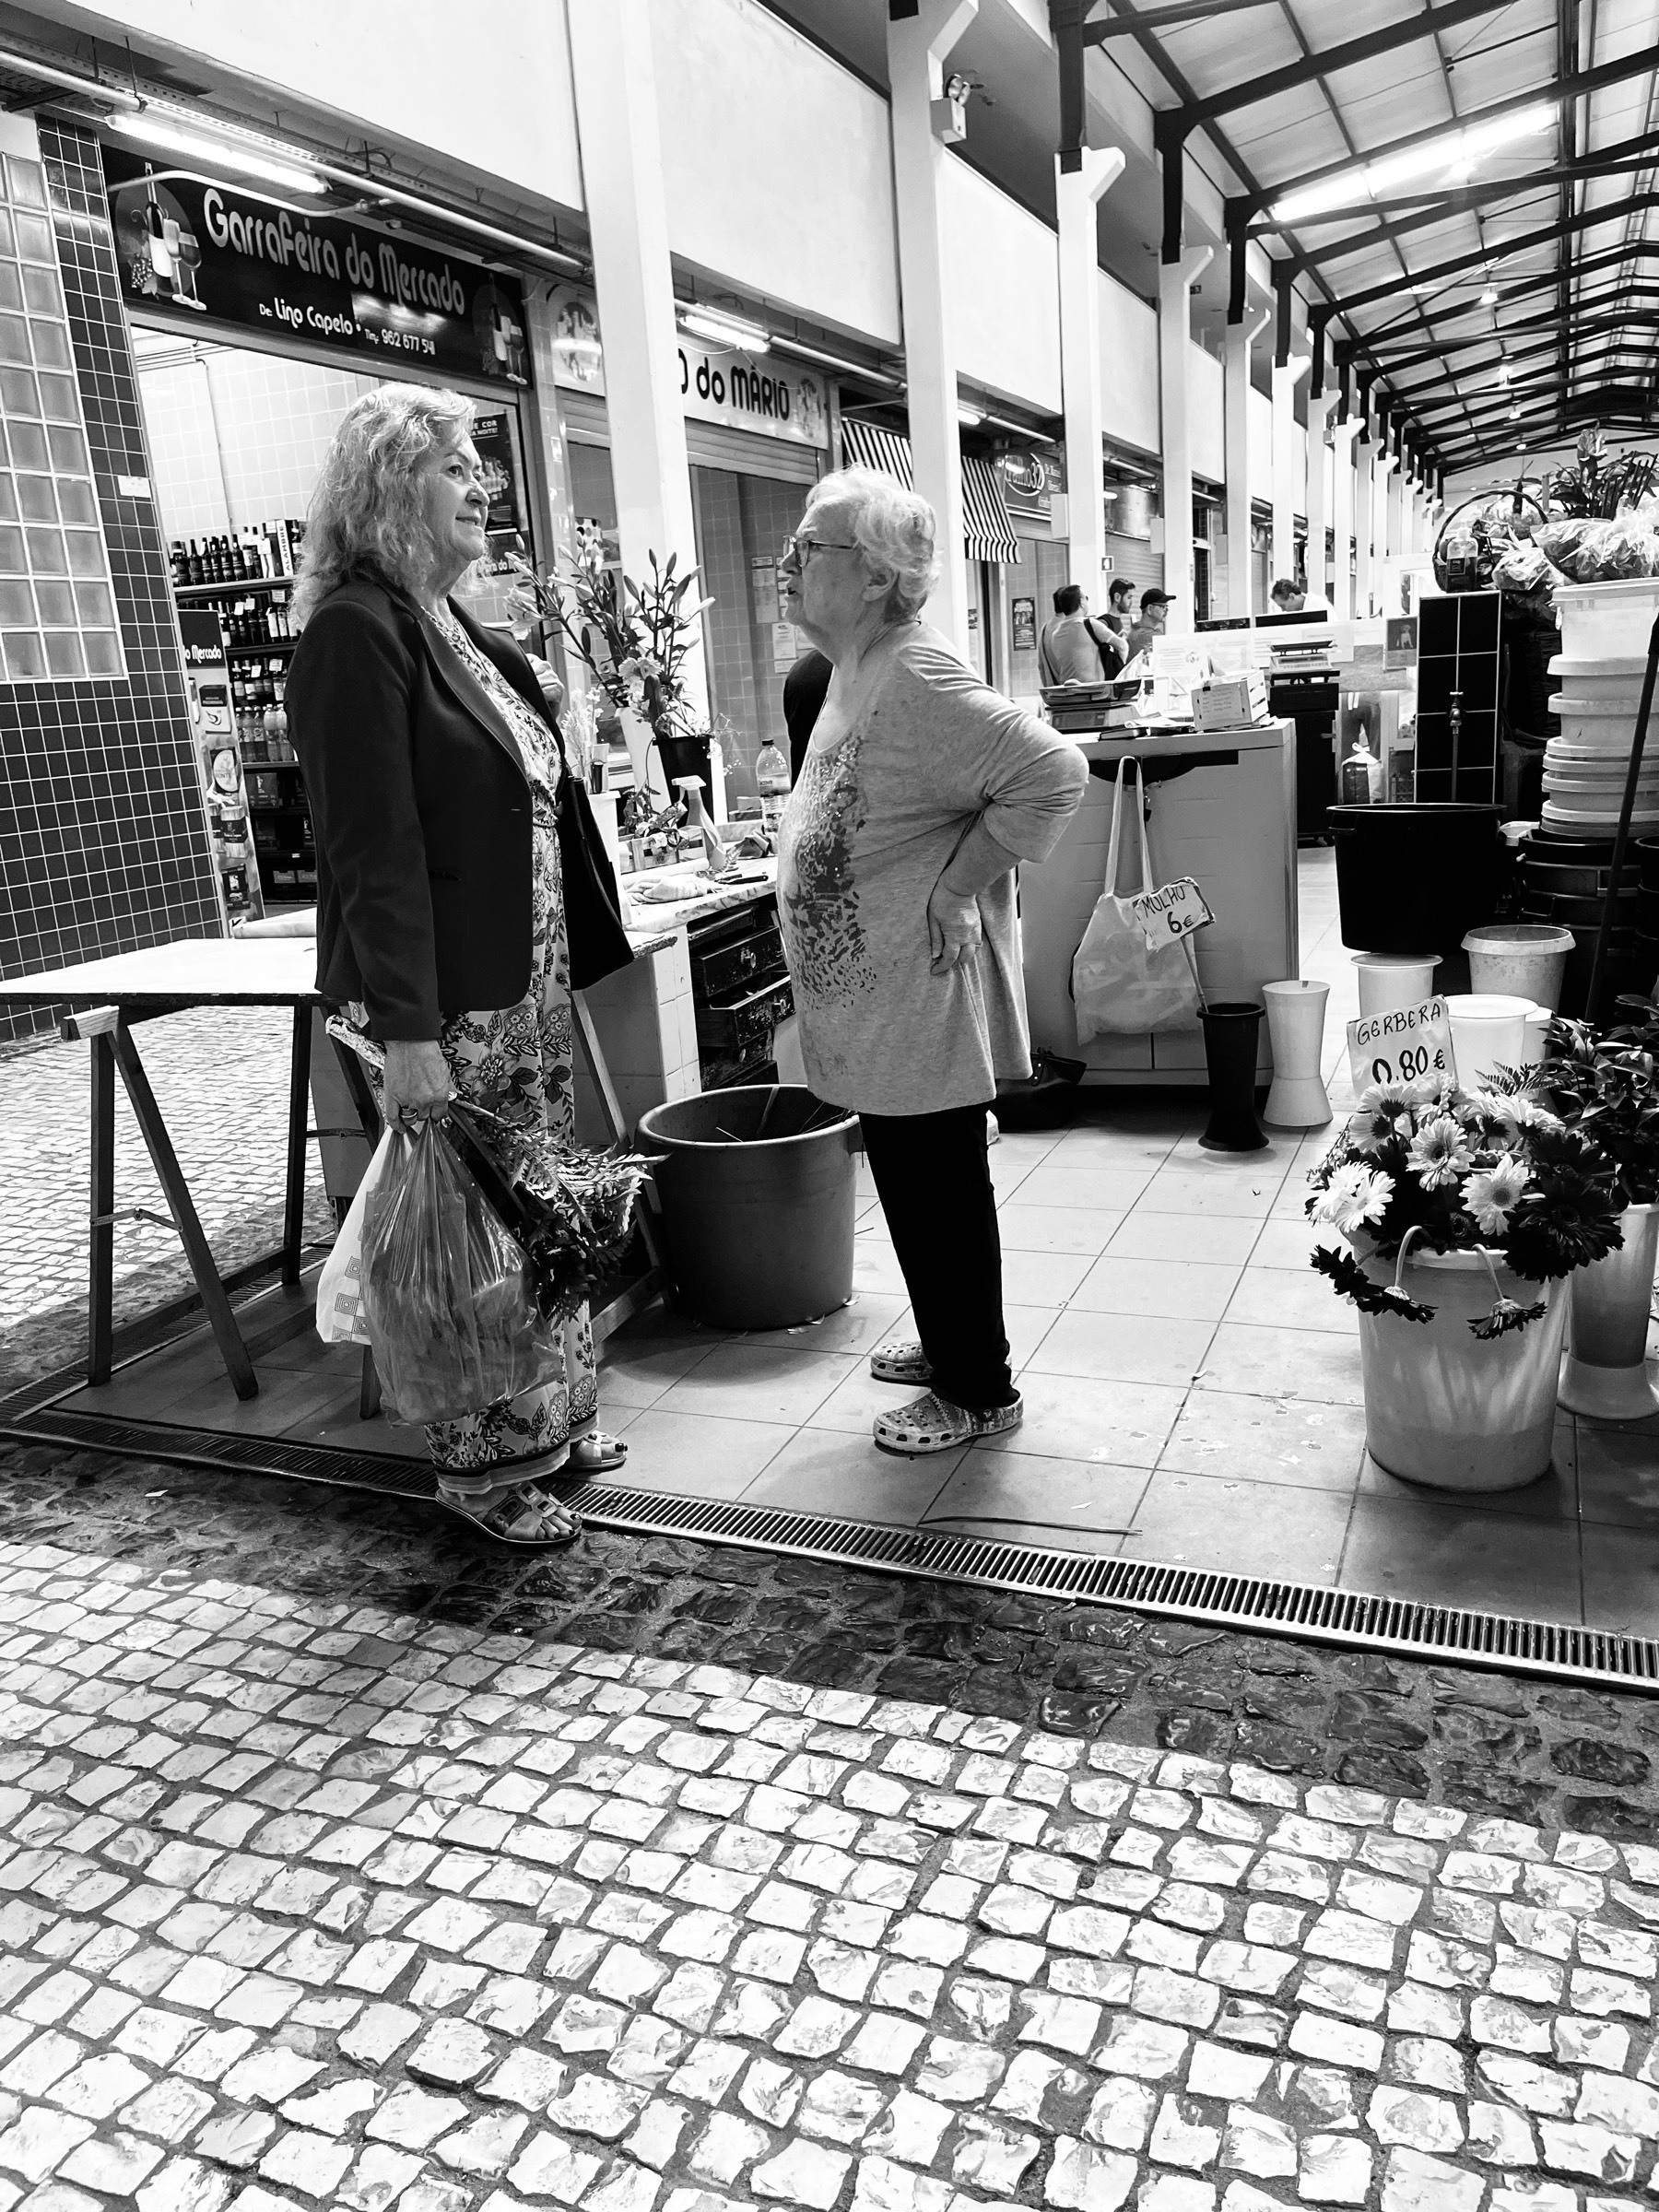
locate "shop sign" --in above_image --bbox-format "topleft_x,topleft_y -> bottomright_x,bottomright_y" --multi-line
1347,996 -> 1456,1097
1112,484 -> 1157,542
103,147 -> 530,386
544,284 -> 828,448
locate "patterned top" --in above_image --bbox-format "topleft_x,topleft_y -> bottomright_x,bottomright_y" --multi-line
775,622 -> 1088,1115
430,605 -> 560,818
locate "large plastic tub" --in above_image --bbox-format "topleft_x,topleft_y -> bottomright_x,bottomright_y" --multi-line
1460,925 -> 1572,1010
637,1085 -> 861,1330
1552,699 -> 1643,749
1332,803 -> 1504,955
1554,580 -> 1659,662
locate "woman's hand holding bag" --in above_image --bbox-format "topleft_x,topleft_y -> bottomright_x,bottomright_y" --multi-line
1071,756 -> 1202,1039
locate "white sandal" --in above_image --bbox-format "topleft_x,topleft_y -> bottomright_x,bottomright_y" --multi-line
872,1388 -> 1023,1457
870,1338 -> 932,1385
568,1432 -> 629,1473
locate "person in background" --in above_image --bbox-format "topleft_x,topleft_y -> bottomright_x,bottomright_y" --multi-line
1038,583 -> 1124,686
1271,578 -> 1307,613
1100,574 -> 1137,636
1124,586 -> 1174,662
775,465 -> 1087,1457
288,383 -> 635,1551
783,645 -> 832,783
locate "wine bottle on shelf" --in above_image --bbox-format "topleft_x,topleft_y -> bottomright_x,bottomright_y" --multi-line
186,540 -> 203,585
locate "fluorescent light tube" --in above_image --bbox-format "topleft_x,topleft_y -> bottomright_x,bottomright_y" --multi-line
108,111 -> 326,195
680,307 -> 771,353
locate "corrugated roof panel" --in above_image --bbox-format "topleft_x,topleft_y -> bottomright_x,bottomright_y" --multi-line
1156,12 -> 1306,90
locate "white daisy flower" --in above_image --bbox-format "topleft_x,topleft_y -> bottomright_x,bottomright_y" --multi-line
1312,1163 -> 1394,1235
1407,1114 -> 1474,1190
1463,1152 -> 1529,1236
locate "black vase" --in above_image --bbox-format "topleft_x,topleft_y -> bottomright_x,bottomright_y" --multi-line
656,733 -> 712,801
1199,1002 -> 1268,1152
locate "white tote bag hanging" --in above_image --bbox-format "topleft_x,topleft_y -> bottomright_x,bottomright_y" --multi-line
1072,756 -> 1202,1039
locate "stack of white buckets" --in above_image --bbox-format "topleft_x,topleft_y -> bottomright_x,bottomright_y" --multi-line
1352,950 -> 1559,1085
1544,580 -> 1659,835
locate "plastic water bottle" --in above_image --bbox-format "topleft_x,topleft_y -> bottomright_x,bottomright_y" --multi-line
756,741 -> 790,834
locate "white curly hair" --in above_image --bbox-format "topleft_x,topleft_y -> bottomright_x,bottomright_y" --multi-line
806,465 -> 939,621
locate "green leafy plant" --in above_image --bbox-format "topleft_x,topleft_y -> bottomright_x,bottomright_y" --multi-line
1497,1015 -> 1659,1209
504,549 -> 712,746
1305,1073 -> 1623,1335
1542,429 -> 1657,521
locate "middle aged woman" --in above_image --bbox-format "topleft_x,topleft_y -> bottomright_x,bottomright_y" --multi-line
775,465 -> 1088,1456
288,383 -> 634,1549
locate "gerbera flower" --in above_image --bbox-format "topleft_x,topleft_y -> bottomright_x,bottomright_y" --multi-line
1463,1152 -> 1529,1236
1312,1163 -> 1395,1235
1407,1115 -> 1474,1189
1357,1080 -> 1411,1118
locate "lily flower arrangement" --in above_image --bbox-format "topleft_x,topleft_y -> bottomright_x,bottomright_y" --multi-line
503,548 -> 713,747
1305,1073 -> 1622,1338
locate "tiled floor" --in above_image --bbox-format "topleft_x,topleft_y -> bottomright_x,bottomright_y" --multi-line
15,855 -> 1659,1641
594,853 -> 1659,1640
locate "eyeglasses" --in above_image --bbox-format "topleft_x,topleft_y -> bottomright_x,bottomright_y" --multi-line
780,533 -> 858,571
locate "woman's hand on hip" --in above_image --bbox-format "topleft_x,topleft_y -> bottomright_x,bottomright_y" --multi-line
382,1039 -> 453,1130
927,879 -> 982,976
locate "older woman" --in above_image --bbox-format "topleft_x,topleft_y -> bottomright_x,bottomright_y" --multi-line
776,466 -> 1088,1454
288,384 -> 633,1547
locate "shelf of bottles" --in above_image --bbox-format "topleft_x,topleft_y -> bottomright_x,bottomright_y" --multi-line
170,524 -> 314,902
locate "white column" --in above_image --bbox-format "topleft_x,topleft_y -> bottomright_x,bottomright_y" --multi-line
1380,457 -> 1404,616
1305,391 -> 1332,605
1224,304 -> 1269,618
1328,420 -> 1360,622
566,0 -> 706,760
1353,438 -> 1375,619
1159,244 -> 1214,619
888,0 -> 978,652
1271,354 -> 1310,592
1056,146 -> 1126,607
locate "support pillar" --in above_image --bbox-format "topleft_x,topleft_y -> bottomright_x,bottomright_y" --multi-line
1305,390 -> 1332,606
1354,438 -> 1375,620
888,0 -> 979,651
1224,302 -> 1269,618
567,0 -> 706,753
1272,355 -> 1310,592
1056,143 -> 1126,606
1381,455 -> 1405,616
1159,244 -> 1214,618
1328,420 -> 1360,623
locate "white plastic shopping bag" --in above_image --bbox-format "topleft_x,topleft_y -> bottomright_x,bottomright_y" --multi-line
1071,756 -> 1202,1039
315,1128 -> 395,1347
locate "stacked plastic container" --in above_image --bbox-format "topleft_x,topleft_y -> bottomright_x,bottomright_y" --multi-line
1543,581 -> 1659,836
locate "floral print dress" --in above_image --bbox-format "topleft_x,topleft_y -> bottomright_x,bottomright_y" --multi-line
347,606 -> 597,1475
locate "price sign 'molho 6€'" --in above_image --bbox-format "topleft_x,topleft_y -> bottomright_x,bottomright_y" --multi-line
1346,995 -> 1459,1098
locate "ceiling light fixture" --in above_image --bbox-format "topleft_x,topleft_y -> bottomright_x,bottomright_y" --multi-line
1268,102 -> 1555,224
1479,287 -> 1500,305
107,106 -> 327,195
680,306 -> 771,354
957,405 -> 984,427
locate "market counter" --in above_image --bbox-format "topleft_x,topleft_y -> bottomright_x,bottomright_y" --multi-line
1019,721 -> 1299,1083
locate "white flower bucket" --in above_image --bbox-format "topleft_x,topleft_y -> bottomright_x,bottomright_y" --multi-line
1347,1236 -> 1572,1492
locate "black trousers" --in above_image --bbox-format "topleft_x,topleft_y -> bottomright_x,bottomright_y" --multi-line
859,1101 -> 1018,1415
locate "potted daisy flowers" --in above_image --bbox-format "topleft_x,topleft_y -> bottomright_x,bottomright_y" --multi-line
1306,1076 -> 1621,1491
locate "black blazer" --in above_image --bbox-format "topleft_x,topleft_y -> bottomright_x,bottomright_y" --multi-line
288,577 -> 631,1041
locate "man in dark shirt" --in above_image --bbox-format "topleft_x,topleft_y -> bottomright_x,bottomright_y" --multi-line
783,647 -> 832,783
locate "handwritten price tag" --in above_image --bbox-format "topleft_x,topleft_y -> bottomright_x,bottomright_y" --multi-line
1346,995 -> 1459,1098
1130,876 -> 1213,952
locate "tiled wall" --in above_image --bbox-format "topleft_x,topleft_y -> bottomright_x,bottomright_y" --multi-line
140,348 -> 377,546
0,120 -> 220,1043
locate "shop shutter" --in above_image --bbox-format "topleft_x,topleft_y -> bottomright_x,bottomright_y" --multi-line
685,417 -> 824,484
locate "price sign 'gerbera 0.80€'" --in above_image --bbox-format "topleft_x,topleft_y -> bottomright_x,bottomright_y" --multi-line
1347,996 -> 1459,1099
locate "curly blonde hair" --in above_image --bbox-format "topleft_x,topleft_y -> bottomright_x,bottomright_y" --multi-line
293,384 -> 476,628
806,465 -> 939,620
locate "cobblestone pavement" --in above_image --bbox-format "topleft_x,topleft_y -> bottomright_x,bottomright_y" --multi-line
0,1011 -> 333,1383
5,1441 -> 1659,2212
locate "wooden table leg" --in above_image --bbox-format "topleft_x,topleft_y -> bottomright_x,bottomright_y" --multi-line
110,1017 -> 259,1402
282,1003 -> 312,1285
88,1030 -> 115,1386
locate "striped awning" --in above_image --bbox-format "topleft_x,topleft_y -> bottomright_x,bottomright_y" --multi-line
838,420 -> 1021,563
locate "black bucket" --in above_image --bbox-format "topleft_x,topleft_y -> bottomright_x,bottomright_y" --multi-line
1332,804 -> 1505,954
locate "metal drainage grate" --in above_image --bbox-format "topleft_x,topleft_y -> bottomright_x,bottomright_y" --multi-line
3,1408 -> 1656,1694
